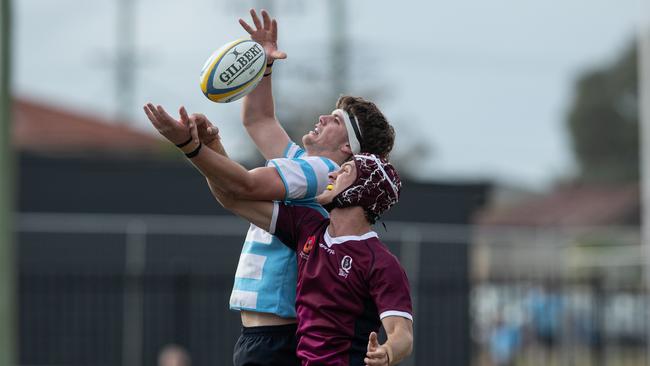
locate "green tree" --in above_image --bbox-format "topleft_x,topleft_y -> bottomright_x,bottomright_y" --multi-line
567,42 -> 639,183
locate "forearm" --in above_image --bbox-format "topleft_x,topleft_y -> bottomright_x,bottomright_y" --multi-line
383,330 -> 413,366
380,318 -> 414,366
198,155 -> 274,230
205,139 -> 228,157
180,142 -> 255,198
203,140 -> 234,205
201,140 -> 273,228
242,75 -> 276,126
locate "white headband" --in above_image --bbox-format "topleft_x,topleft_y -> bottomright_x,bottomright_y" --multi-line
334,109 -> 363,154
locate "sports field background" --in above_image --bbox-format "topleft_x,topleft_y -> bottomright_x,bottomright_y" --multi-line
3,0 -> 650,365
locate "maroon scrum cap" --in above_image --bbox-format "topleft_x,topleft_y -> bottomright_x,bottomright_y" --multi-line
326,153 -> 402,223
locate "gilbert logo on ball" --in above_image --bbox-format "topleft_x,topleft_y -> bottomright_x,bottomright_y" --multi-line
200,39 -> 267,103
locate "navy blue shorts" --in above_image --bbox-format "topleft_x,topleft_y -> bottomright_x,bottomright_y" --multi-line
233,324 -> 300,366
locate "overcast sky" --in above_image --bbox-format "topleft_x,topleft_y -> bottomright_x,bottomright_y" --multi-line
12,0 -> 642,190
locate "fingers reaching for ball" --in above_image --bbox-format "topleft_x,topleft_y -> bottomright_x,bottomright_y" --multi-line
188,117 -> 199,145
143,103 -> 225,156
238,8 -> 287,62
143,103 -> 191,146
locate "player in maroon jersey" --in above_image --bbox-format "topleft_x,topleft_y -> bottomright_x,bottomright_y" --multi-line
200,127 -> 414,366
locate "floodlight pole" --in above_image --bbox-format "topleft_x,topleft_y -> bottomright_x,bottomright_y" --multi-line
328,0 -> 348,98
639,0 -> 650,360
0,0 -> 16,365
115,0 -> 136,122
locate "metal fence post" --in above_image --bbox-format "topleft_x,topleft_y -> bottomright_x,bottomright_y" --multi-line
639,0 -> 650,363
400,228 -> 421,366
123,220 -> 147,366
0,0 -> 15,365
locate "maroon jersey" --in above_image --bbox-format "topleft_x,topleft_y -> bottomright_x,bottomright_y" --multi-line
270,203 -> 413,366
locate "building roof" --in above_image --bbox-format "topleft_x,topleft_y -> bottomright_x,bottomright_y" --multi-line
12,97 -> 163,154
475,183 -> 640,227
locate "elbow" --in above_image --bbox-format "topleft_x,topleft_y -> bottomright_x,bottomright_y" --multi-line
215,180 -> 256,207
406,328 -> 413,356
404,331 -> 414,357
241,114 -> 254,128
241,110 -> 275,129
241,110 -> 264,128
230,179 -> 257,200
395,327 -> 414,360
216,191 -> 250,215
210,187 -> 236,210
218,193 -> 236,210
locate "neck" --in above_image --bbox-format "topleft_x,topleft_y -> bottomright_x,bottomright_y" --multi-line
328,207 -> 372,237
304,146 -> 348,165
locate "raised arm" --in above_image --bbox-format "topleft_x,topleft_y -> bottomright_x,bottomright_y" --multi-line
365,317 -> 413,366
187,112 -> 233,206
187,114 -> 275,230
239,9 -> 291,159
143,103 -> 287,201
211,186 -> 275,232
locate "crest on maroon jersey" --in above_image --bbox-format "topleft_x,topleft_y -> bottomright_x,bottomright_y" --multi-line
303,236 -> 316,254
338,255 -> 353,278
341,256 -> 352,272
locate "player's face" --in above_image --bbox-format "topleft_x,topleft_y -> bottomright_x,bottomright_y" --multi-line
302,110 -> 349,154
317,161 -> 357,204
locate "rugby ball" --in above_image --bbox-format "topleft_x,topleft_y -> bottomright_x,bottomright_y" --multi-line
199,39 -> 267,103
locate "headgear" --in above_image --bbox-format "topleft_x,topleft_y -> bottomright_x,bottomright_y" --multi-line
324,153 -> 401,223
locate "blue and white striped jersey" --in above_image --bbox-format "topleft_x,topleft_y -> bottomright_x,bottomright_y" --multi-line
229,141 -> 339,318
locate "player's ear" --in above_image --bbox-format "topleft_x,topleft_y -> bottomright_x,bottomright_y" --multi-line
340,143 -> 353,155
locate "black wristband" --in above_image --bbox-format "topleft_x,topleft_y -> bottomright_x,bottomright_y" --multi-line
185,142 -> 202,158
264,61 -> 274,77
175,136 -> 193,148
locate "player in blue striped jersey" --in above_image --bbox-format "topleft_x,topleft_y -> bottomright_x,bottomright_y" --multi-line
143,9 -> 396,366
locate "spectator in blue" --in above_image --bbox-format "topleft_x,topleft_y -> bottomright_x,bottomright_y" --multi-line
528,286 -> 562,347
489,315 -> 521,366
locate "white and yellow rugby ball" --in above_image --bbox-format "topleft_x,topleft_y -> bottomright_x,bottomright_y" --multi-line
199,39 -> 267,103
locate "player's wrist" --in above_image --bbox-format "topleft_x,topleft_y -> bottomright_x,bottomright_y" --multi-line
183,142 -> 202,159
205,139 -> 224,153
263,60 -> 274,77
175,135 -> 193,148
179,139 -> 200,154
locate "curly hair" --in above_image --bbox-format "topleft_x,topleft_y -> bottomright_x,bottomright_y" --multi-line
335,96 -> 395,159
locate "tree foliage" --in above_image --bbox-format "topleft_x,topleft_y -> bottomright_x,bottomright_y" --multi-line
567,43 -> 639,183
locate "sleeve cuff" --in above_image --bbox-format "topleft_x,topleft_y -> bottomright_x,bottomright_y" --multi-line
379,310 -> 413,322
269,202 -> 280,234
269,160 -> 290,202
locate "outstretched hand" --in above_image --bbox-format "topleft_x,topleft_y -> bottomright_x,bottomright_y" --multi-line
144,103 -> 221,148
143,103 -> 192,146
239,9 -> 287,63
365,332 -> 390,366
